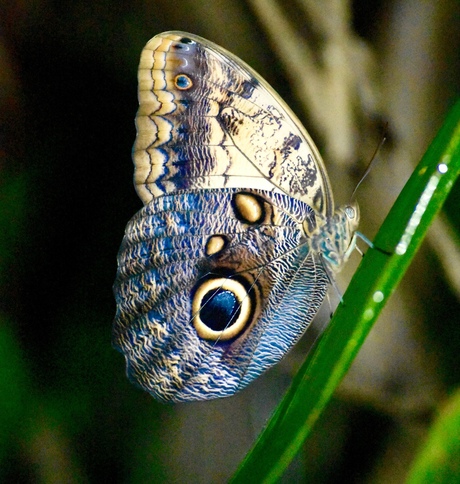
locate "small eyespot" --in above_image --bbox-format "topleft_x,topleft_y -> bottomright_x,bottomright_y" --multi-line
172,37 -> 194,50
205,235 -> 228,256
232,192 -> 265,224
174,74 -> 193,90
192,277 -> 253,341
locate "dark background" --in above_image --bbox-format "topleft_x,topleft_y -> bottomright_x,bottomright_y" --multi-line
1,1 -> 459,482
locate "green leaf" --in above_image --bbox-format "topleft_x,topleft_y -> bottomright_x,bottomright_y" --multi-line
406,389 -> 460,483
231,98 -> 460,483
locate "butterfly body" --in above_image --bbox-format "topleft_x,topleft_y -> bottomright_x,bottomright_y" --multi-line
113,32 -> 359,402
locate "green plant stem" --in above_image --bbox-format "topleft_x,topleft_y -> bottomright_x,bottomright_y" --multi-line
231,98 -> 460,483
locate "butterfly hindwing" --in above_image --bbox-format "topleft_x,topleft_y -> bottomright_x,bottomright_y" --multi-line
113,189 -> 329,402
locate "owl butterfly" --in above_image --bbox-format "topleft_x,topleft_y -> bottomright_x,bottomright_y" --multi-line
113,31 -> 359,403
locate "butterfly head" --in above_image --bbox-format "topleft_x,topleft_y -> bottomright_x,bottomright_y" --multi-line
309,201 -> 360,272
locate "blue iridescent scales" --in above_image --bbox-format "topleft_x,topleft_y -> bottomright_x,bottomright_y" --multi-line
113,32 -> 359,402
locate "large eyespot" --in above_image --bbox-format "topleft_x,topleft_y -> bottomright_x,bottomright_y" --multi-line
232,192 -> 266,224
192,277 -> 253,341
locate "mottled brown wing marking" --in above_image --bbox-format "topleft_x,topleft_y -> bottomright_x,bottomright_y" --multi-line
133,32 -> 333,218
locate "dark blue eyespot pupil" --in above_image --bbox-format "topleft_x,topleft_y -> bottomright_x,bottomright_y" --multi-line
176,75 -> 191,89
200,289 -> 239,331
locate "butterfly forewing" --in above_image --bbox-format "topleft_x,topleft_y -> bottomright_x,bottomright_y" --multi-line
133,32 -> 333,216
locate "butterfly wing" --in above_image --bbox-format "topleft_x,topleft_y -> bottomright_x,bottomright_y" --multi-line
113,189 -> 328,402
133,31 -> 334,217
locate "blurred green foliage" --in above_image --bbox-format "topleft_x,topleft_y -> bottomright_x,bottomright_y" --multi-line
1,1 -> 459,482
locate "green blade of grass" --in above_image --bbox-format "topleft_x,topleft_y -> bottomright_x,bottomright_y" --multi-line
231,98 -> 460,483
406,388 -> 460,483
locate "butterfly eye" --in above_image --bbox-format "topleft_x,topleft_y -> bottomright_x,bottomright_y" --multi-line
174,74 -> 193,90
345,206 -> 356,219
192,277 -> 253,341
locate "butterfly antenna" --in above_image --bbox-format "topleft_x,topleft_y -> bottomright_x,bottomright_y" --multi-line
351,124 -> 388,200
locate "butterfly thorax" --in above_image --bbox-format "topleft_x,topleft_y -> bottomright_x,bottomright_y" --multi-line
306,201 -> 360,273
